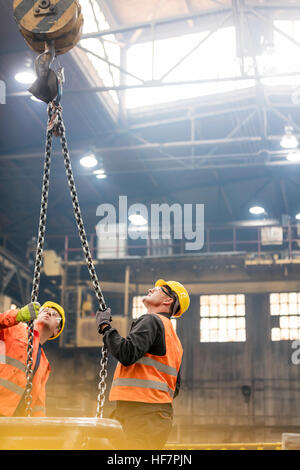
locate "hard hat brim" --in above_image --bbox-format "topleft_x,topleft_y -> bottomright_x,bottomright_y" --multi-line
155,279 -> 167,288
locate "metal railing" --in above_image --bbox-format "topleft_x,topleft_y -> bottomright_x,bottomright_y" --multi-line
42,223 -> 300,262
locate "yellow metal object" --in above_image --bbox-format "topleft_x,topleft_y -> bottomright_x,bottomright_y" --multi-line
41,301 -> 65,340
13,0 -> 83,55
155,279 -> 190,317
0,417 -> 124,450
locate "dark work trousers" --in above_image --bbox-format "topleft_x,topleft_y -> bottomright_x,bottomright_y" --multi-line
110,401 -> 173,450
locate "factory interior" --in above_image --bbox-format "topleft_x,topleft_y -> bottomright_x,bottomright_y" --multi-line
1,0 -> 300,454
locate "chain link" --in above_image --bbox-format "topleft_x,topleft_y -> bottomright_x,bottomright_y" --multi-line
54,103 -> 108,418
96,347 -> 108,418
24,103 -> 54,416
24,102 -> 109,418
24,322 -> 35,416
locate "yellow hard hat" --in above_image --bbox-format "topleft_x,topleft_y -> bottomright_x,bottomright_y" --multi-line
41,301 -> 65,340
155,279 -> 190,318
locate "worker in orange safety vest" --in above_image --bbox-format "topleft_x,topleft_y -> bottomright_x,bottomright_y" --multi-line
96,279 -> 190,450
0,301 -> 65,417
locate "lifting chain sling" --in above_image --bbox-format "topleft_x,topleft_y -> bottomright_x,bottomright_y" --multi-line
25,101 -> 109,419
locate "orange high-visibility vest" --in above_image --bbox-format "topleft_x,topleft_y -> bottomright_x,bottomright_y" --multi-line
109,313 -> 183,403
0,309 -> 51,417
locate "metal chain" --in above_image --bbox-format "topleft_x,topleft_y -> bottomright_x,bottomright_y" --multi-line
24,101 -> 108,418
53,103 -> 108,418
96,348 -> 108,418
24,103 -> 54,416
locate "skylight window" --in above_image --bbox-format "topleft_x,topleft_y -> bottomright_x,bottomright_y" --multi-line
76,8 -> 300,112
78,0 -> 120,104
125,20 -> 300,110
259,20 -> 300,88
125,27 -> 254,109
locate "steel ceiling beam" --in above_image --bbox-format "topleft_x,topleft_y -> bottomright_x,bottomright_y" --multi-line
134,173 -> 268,208
80,7 -> 232,40
280,179 -> 289,215
268,103 -> 300,134
0,266 -> 18,295
194,105 -> 258,212
89,0 -> 118,91
0,150 -> 298,173
182,0 -> 196,28
250,7 -> 300,51
0,135 -> 296,161
159,12 -> 232,82
8,68 -> 300,98
128,131 -> 190,170
70,136 -> 263,153
0,149 -> 285,168
127,0 -> 170,45
236,176 -> 274,213
80,4 -> 300,40
214,170 -> 234,216
76,44 -> 145,84
0,247 -> 32,282
196,109 -> 258,168
126,103 -> 295,130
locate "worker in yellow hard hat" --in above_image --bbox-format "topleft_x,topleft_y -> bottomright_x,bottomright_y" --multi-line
96,279 -> 189,450
0,300 -> 65,417
38,301 -> 65,341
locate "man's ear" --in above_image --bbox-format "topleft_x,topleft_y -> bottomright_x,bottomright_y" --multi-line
162,297 -> 173,307
52,326 -> 60,338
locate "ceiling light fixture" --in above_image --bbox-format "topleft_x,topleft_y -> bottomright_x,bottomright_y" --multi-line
249,206 -> 265,215
94,167 -> 107,179
15,70 -> 36,85
280,125 -> 299,149
80,154 -> 98,168
286,150 -> 300,162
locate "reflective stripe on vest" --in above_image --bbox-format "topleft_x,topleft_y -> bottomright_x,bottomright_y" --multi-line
0,355 -> 26,398
0,355 -> 26,372
0,377 -> 24,396
112,377 -> 174,398
135,356 -> 178,376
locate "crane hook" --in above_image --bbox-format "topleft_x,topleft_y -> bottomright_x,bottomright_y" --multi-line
29,42 -> 59,104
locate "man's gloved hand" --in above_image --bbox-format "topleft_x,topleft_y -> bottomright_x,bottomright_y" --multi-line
16,302 -> 41,323
96,308 -> 112,334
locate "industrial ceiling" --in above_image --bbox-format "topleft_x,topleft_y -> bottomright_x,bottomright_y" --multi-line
1,0 -> 300,258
